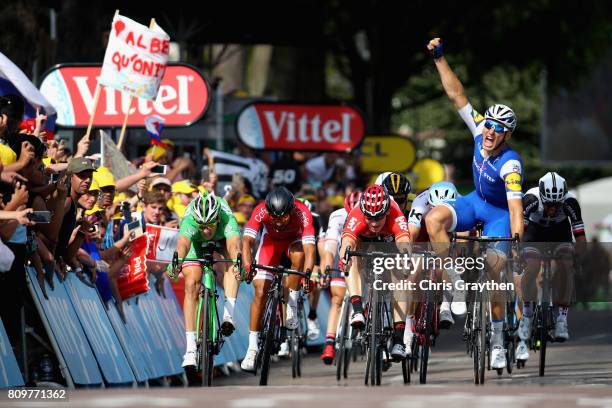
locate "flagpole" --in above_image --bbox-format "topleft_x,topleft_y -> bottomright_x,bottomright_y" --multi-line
85,10 -> 119,142
117,17 -> 156,152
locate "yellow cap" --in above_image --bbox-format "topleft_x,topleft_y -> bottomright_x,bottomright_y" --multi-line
326,195 -> 344,208
145,145 -> 167,161
233,211 -> 247,225
111,211 -> 123,220
43,157 -> 56,167
238,194 -> 256,205
172,180 -> 197,195
0,145 -> 17,165
89,178 -> 100,191
96,165 -> 111,174
85,204 -> 104,215
93,169 -> 116,188
412,158 -> 445,193
173,202 -> 187,219
113,192 -> 127,204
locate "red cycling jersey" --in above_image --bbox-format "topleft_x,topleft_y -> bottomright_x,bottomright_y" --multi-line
341,200 -> 410,242
244,200 -> 315,245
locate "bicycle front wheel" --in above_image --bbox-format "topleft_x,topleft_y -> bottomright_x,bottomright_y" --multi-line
336,296 -> 351,381
199,287 -> 214,387
419,301 -> 433,384
259,293 -> 279,386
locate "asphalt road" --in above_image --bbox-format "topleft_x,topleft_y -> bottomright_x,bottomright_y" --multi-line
8,309 -> 611,408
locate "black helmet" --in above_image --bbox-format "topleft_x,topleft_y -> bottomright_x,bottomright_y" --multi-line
265,186 -> 295,217
382,172 -> 411,200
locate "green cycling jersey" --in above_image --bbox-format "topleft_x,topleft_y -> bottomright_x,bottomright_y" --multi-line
179,195 -> 240,245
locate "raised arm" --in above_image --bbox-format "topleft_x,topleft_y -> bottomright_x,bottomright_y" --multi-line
427,38 -> 469,110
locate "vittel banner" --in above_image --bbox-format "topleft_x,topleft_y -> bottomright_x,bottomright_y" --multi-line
236,102 -> 365,152
39,64 -> 209,127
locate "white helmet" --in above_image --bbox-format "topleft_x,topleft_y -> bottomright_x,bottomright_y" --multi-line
191,193 -> 220,224
374,171 -> 391,186
428,181 -> 458,206
539,172 -> 567,203
485,104 -> 517,131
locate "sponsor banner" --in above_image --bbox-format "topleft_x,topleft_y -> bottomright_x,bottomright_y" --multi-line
25,267 -> 103,385
40,64 -> 209,127
117,234 -> 149,300
64,273 -> 135,384
146,224 -> 178,263
0,319 -> 24,387
100,14 -> 170,100
207,149 -> 269,199
361,135 -> 417,173
236,102 -> 365,152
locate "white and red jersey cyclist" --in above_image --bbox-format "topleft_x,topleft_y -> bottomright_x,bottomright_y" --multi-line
244,199 -> 315,281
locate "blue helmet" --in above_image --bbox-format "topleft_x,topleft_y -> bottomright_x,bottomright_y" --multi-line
428,181 -> 458,206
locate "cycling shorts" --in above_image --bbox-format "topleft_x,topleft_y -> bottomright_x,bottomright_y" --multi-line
254,229 -> 303,281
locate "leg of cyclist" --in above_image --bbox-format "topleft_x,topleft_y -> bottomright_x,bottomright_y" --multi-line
241,233 -> 288,371
516,246 -> 540,361
322,277 -> 346,364
552,244 -> 574,341
285,240 -> 306,330
307,267 -> 321,340
182,260 -> 203,367
389,266 -> 409,361
346,256 -> 365,328
220,235 -> 242,336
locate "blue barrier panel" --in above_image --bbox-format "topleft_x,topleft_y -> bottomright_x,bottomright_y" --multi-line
151,280 -> 186,354
232,283 -> 254,357
63,274 -> 135,385
135,289 -> 183,376
105,303 -> 150,382
26,268 -> 103,386
122,299 -> 170,378
0,319 -> 24,387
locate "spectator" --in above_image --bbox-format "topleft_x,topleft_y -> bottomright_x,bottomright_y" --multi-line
93,167 -> 117,209
169,180 -> 197,219
236,194 -> 256,221
305,153 -> 339,187
150,177 -> 178,226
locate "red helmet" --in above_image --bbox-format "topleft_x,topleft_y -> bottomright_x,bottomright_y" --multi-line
359,185 -> 390,218
344,190 -> 362,213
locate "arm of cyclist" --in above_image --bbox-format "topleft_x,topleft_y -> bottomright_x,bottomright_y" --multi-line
427,37 -> 469,110
563,196 -> 587,259
168,234 -> 191,279
508,198 -> 524,241
242,234 -> 256,279
338,236 -> 356,272
225,234 -> 242,280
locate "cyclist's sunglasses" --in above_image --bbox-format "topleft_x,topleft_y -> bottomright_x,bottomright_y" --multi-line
270,213 -> 290,221
200,220 -> 218,229
365,213 -> 386,222
483,120 -> 508,133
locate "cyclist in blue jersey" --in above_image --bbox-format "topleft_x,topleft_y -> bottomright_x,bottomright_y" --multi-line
424,38 -> 524,371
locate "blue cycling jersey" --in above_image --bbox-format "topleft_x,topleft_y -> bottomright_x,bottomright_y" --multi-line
458,103 -> 523,208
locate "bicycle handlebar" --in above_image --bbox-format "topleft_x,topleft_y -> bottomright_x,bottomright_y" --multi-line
250,263 -> 310,279
450,233 -> 520,243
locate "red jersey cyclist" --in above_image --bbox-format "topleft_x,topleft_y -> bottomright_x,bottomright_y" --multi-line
338,185 -> 412,360
240,187 -> 316,372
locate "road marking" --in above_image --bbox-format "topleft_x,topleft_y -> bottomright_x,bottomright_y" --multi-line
230,393 -> 315,408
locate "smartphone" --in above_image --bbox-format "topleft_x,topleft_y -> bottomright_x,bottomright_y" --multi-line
88,224 -> 100,233
27,211 -> 52,223
151,165 -> 168,175
50,173 -> 59,184
127,220 -> 140,231
121,201 -> 132,223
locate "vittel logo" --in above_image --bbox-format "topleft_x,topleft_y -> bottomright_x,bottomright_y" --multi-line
237,102 -> 365,152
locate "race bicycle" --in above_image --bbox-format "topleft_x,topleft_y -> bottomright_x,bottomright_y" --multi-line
343,247 -> 410,386
171,244 -> 242,386
247,263 -> 310,386
451,231 -> 518,384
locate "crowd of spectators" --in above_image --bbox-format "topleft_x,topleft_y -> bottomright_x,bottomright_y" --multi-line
0,93 -> 374,378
